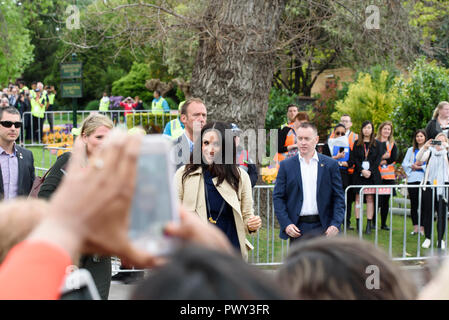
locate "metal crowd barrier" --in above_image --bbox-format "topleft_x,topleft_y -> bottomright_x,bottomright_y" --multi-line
41,146 -> 72,168
20,110 -> 178,146
112,183 -> 449,272
347,184 -> 449,262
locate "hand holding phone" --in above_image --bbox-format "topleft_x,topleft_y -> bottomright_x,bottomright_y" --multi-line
129,135 -> 179,256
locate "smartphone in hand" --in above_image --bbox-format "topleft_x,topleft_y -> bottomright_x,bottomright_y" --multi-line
129,135 -> 179,256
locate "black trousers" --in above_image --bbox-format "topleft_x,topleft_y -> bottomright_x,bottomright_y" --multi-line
375,179 -> 395,227
23,113 -> 32,141
45,105 -> 54,133
408,181 -> 425,226
345,173 -> 355,226
422,183 -> 449,247
32,115 -> 44,143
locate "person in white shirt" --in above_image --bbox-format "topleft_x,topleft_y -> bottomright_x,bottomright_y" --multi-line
273,122 -> 345,242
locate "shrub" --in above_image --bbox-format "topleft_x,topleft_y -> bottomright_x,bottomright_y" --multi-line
265,88 -> 298,130
126,113 -> 178,133
112,62 -> 154,103
393,57 -> 449,151
85,100 -> 100,111
332,69 -> 399,134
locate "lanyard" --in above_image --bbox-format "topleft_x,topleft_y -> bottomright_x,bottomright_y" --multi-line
363,143 -> 370,160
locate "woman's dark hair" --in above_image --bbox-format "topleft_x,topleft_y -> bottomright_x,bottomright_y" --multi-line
413,129 -> 427,151
356,120 -> 377,147
182,121 -> 240,192
333,123 -> 346,132
131,245 -> 289,300
278,237 -> 417,300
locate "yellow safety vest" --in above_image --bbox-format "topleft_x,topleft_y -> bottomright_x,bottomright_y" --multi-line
99,97 -> 110,111
151,97 -> 166,115
30,96 -> 46,118
379,142 -> 396,180
48,93 -> 56,105
169,118 -> 184,140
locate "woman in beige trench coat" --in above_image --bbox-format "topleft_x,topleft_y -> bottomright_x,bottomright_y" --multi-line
175,121 -> 262,261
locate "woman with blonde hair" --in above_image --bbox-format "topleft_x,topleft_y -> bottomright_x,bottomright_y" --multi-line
416,132 -> 449,249
375,121 -> 398,231
38,113 -> 114,299
426,101 -> 449,140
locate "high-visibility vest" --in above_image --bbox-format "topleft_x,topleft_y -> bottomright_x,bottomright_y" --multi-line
48,93 -> 56,105
99,97 -> 110,111
29,90 -> 36,100
274,126 -> 297,166
237,149 -> 249,171
346,131 -> 357,174
151,97 -> 166,115
30,95 -> 46,118
379,141 -> 396,180
280,121 -> 293,130
169,118 -> 184,140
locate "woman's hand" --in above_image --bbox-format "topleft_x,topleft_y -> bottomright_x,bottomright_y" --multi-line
334,151 -> 345,160
382,152 -> 390,160
423,139 -> 432,150
361,170 -> 371,179
247,216 -> 262,232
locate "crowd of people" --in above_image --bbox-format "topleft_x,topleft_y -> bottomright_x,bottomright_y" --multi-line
275,102 -> 449,251
0,122 -> 448,301
1,92 -> 449,301
2,81 -> 56,142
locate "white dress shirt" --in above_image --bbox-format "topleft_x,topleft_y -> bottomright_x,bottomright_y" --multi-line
298,151 -> 319,216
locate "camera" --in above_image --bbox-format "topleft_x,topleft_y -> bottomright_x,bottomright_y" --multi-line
431,140 -> 442,146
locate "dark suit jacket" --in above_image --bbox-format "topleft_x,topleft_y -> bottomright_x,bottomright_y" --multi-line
0,145 -> 35,199
273,153 -> 345,240
173,134 -> 194,170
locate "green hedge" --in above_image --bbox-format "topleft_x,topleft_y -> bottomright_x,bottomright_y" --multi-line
126,113 -> 178,134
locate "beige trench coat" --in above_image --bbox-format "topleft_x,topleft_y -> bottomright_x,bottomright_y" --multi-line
175,165 -> 256,261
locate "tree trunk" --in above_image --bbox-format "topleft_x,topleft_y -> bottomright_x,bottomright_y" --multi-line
190,0 -> 286,131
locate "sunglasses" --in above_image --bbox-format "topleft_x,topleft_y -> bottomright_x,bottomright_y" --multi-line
334,132 -> 345,136
0,121 -> 22,128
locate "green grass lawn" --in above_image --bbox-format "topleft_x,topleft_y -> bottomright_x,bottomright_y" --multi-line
247,208 -> 446,266
29,146 -> 59,173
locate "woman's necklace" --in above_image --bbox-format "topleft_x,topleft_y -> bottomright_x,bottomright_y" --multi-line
204,173 -> 226,224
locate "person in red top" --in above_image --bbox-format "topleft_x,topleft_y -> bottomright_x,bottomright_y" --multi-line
120,97 -> 136,117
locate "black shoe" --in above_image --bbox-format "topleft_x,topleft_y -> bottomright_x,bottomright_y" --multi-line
365,220 -> 372,235
381,225 -> 390,231
347,225 -> 354,231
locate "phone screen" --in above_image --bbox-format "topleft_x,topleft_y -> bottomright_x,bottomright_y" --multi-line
129,140 -> 178,255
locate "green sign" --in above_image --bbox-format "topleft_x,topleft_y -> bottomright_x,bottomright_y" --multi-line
61,82 -> 83,98
60,62 -> 83,79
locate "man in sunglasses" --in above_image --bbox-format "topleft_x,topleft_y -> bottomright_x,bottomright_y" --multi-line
0,107 -> 35,199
